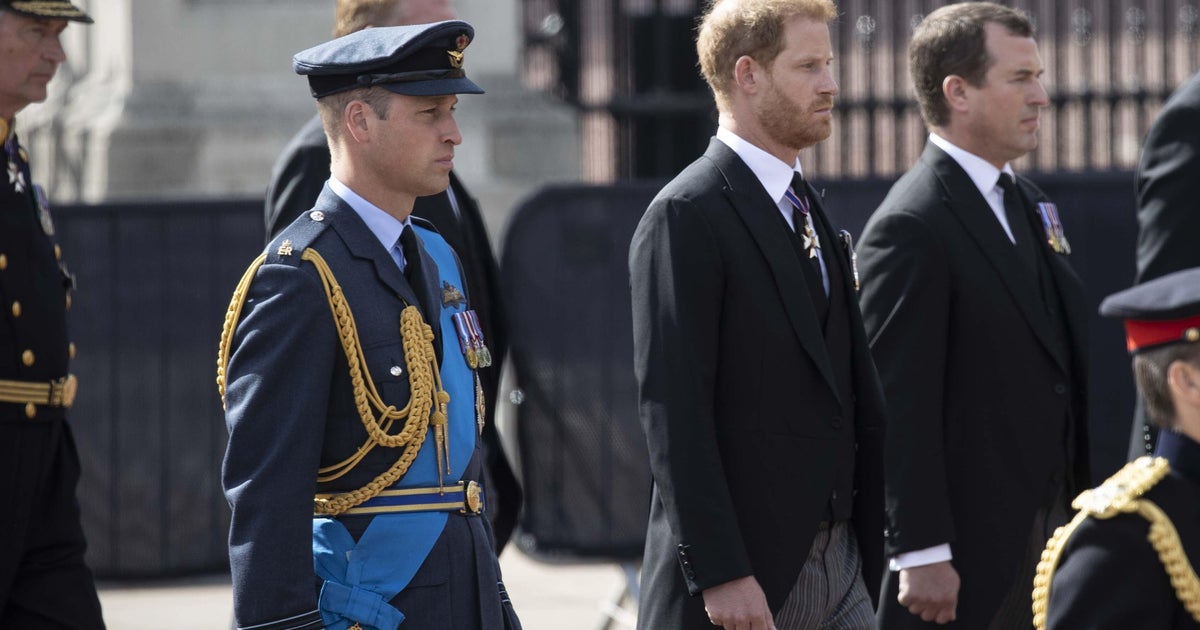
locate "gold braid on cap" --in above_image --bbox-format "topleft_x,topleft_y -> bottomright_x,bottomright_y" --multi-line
1032,457 -> 1200,628
216,249 -> 451,517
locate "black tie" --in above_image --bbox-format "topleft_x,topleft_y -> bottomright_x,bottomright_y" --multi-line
399,224 -> 424,288
788,173 -> 829,318
997,173 -> 1039,277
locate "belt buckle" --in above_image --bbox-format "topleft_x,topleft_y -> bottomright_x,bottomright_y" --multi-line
48,375 -> 77,408
461,480 -> 483,515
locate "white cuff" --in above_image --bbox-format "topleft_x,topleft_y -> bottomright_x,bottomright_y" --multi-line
888,544 -> 953,571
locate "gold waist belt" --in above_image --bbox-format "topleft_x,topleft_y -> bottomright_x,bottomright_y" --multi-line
0,374 -> 78,409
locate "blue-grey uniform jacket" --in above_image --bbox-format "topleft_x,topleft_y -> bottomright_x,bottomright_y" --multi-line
221,186 -> 519,630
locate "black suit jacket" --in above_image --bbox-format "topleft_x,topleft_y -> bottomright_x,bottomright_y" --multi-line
1136,70 -> 1200,284
857,143 -> 1091,629
1129,72 -> 1200,459
262,114 -> 520,550
629,138 -> 887,629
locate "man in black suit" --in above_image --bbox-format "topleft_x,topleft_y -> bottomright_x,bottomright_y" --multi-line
629,1 -> 887,628
1035,267 -> 1200,630
264,0 -> 520,552
1126,71 -> 1200,460
856,3 -> 1090,628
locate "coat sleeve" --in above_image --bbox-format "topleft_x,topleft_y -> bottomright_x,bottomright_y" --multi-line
1136,85 -> 1200,283
629,195 -> 754,593
223,260 -> 336,629
1046,515 -> 1179,629
856,209 -> 956,556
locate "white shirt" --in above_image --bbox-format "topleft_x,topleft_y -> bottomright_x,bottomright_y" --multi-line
929,132 -> 1018,244
715,126 -> 829,294
328,175 -> 414,272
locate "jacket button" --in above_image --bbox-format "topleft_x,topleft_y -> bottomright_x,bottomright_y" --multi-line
10,301 -> 19,318
0,253 -> 6,270
54,245 -> 62,260
831,416 -> 843,429
1054,383 -> 1066,395
69,343 -> 77,359
65,293 -> 72,310
25,403 -> 36,419
22,350 -> 34,366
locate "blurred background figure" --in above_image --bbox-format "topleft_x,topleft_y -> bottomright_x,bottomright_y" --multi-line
0,0 -> 105,627
1125,70 -> 1200,460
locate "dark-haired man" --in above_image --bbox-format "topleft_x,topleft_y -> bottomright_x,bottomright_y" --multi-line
857,3 -> 1090,627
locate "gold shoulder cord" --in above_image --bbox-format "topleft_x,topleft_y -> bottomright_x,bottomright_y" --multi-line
1033,457 -> 1200,628
216,249 -> 451,517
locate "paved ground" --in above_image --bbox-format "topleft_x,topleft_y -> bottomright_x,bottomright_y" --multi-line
96,547 -> 636,630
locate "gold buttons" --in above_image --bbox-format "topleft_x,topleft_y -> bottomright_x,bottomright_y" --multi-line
69,343 -> 76,359
10,301 -> 19,318
54,245 -> 62,260
24,403 -> 35,419
1187,328 -> 1200,343
0,254 -> 6,270
21,350 -> 34,366
65,293 -> 72,310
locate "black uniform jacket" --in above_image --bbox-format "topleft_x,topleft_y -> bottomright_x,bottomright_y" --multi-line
630,138 -> 887,629
857,142 -> 1091,629
1047,430 -> 1200,629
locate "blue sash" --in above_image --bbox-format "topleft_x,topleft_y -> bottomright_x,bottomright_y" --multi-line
313,227 -> 476,630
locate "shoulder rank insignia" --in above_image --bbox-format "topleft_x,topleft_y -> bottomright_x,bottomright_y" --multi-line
1033,457 -> 1200,630
277,239 -> 294,257
441,281 -> 466,308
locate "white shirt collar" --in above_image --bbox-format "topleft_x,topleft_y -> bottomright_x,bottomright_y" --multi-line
929,132 -> 1015,195
716,125 -> 804,204
328,175 -> 412,252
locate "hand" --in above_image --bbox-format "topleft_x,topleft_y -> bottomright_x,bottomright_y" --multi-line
897,561 -> 960,624
701,575 -> 777,630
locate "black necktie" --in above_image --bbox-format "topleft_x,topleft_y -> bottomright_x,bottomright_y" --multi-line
787,173 -> 829,317
997,173 -> 1039,277
399,224 -> 423,288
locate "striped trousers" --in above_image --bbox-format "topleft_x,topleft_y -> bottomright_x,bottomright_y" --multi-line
775,521 -> 877,630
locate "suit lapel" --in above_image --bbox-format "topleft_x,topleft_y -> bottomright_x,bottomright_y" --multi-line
924,145 -> 1065,369
705,140 -> 840,400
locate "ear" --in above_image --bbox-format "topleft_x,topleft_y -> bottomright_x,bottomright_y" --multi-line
1168,360 -> 1200,405
344,99 -> 373,144
733,55 -> 761,95
942,75 -> 970,114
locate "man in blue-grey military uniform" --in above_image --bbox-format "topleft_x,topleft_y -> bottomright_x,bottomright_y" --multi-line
0,1 -> 105,628
219,21 -> 521,630
1033,267 -> 1200,629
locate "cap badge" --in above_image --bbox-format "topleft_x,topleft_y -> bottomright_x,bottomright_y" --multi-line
447,49 -> 464,69
455,33 -> 470,52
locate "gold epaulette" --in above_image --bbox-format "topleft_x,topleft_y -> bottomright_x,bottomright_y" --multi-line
1033,457 -> 1200,628
215,248 -> 451,517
